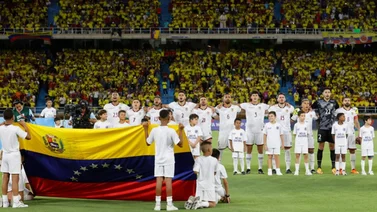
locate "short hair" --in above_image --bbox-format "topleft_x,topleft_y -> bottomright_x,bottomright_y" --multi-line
251,91 -> 259,96
4,109 -> 13,120
159,109 -> 169,119
154,96 -> 161,99
297,111 -> 305,117
301,98 -> 310,103
189,114 -> 199,121
46,99 -> 52,103
336,113 -> 344,120
98,109 -> 107,116
141,118 -> 148,123
364,116 -> 372,122
118,110 -> 126,115
178,91 -> 186,95
323,87 -> 331,93
200,141 -> 212,153
54,117 -> 61,123
211,148 -> 220,160
277,93 -> 285,97
268,111 -> 276,117
13,100 -> 23,106
234,118 -> 242,123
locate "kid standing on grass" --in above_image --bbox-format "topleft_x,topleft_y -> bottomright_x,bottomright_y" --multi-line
332,113 -> 350,176
293,111 -> 311,176
0,109 -> 31,208
263,111 -> 284,176
144,110 -> 184,211
184,114 -> 203,159
359,116 -> 375,175
229,118 -> 247,175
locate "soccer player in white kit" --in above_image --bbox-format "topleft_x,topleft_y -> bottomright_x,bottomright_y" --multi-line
359,116 -> 375,175
263,111 -> 284,176
239,91 -> 269,174
211,149 -> 230,204
168,91 -> 197,126
0,109 -> 31,208
268,93 -> 294,174
146,96 -> 163,125
40,99 -> 57,118
126,99 -> 146,126
185,114 -> 203,159
331,113 -> 350,176
293,111 -> 311,176
291,99 -> 317,174
192,97 -> 215,142
114,110 -> 130,128
229,118 -> 247,175
215,94 -> 241,160
93,110 -> 113,129
103,92 -> 130,126
334,97 -> 361,174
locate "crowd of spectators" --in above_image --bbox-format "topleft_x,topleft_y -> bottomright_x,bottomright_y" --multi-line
170,0 -> 377,31
0,50 -> 46,109
49,49 -> 162,109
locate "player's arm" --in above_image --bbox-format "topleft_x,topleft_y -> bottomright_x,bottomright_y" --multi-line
193,158 -> 200,175
263,134 -> 267,151
354,116 -> 361,137
19,121 -> 31,140
229,139 -> 234,152
89,113 -> 97,124
177,123 -> 184,147
145,124 -> 152,146
280,134 -> 284,149
222,177 -> 230,202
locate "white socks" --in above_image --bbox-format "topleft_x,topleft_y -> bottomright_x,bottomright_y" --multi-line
246,154 -> 252,169
335,162 -> 339,171
295,163 -> 299,172
309,153 -> 315,170
167,196 -> 173,206
285,149 -> 291,170
233,158 -> 238,172
305,163 -> 309,172
361,160 -> 374,173
240,157 -> 245,172
219,149 -> 224,161
350,153 -> 356,170
361,160 -> 365,173
200,201 -> 210,208
258,154 -> 264,169
156,196 -> 161,206
369,160 -> 373,173
272,156 -> 276,169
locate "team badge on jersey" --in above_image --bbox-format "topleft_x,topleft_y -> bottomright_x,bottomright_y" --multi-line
343,128 -> 346,131
258,106 -> 261,109
195,130 -> 198,133
43,134 -> 65,154
240,133 -> 243,136
276,126 -> 279,130
286,109 -> 288,112
185,108 -> 188,111
231,108 -> 234,112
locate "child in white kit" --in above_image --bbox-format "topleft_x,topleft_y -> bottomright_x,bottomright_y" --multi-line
229,118 -> 247,175
359,116 -> 375,175
94,109 -> 113,129
184,114 -> 203,159
293,111 -> 311,176
331,113 -> 350,176
263,111 -> 284,176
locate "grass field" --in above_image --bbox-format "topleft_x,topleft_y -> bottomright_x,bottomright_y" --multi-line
4,131 -> 377,211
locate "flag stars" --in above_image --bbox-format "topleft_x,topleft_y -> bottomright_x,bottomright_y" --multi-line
114,165 -> 122,170
73,170 -> 82,176
80,166 -> 88,171
70,176 -> 78,182
102,163 -> 110,168
136,175 -> 143,180
126,169 -> 135,174
90,163 -> 98,169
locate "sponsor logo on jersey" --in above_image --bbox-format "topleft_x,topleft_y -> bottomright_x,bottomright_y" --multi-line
276,126 -> 279,130
43,134 -> 65,154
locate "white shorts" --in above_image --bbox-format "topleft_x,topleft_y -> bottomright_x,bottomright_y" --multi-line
190,145 -> 200,156
335,145 -> 347,155
232,152 -> 244,159
347,134 -> 356,150
308,134 -> 314,149
294,143 -> 308,154
266,147 -> 280,155
283,133 -> 292,147
218,130 -> 231,149
245,132 -> 263,146
196,189 -> 216,202
154,164 -> 175,178
362,148 -> 374,157
201,130 -> 212,141
1,152 -> 21,174
215,187 -> 225,203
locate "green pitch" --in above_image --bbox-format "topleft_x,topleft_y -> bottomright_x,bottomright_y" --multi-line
4,131 -> 377,211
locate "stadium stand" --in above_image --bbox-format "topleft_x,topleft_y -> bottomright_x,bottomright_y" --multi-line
51,49 -> 162,108
0,0 -> 48,30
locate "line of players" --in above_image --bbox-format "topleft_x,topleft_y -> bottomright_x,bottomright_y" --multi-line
102,90 -> 375,176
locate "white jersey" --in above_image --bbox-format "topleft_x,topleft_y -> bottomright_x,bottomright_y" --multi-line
228,128 -> 247,152
40,107 -> 57,118
331,122 -> 349,146
94,120 -> 113,129
127,109 -> 146,126
168,102 -> 197,126
335,107 -> 358,134
146,126 -> 180,165
360,126 -> 375,149
103,103 -> 130,126
185,125 -> 203,144
146,108 -> 163,124
114,122 -> 130,128
291,109 -> 317,135
293,122 -> 309,145
263,122 -> 283,148
194,156 -> 218,191
215,105 -> 241,132
0,125 -> 27,153
192,107 -> 214,136
268,105 -> 294,133
240,103 -> 269,133
215,162 -> 227,190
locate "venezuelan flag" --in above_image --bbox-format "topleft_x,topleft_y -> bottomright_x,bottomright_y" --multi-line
21,124 -> 196,201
